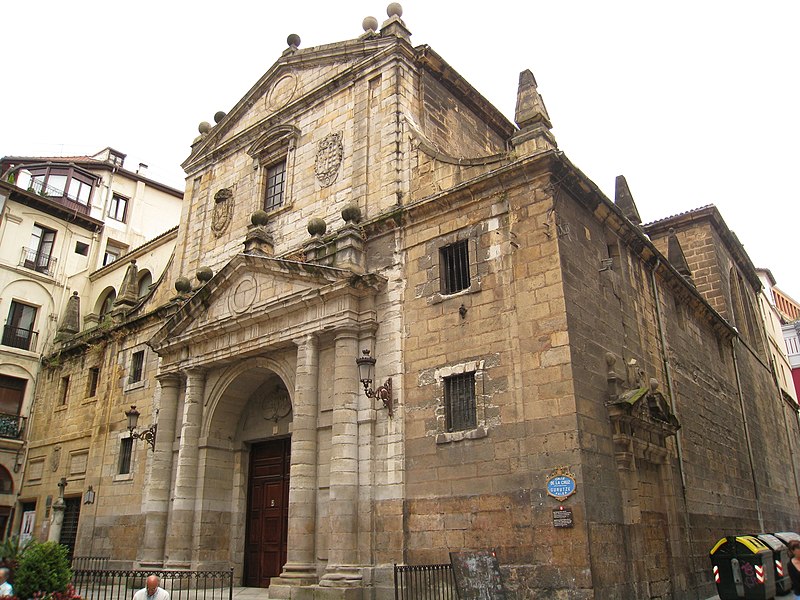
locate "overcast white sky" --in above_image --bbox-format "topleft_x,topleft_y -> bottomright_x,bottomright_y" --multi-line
2,1 -> 799,300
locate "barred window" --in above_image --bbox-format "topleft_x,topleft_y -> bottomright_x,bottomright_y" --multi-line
118,437 -> 133,475
87,367 -> 99,397
440,240 -> 470,295
445,372 -> 476,432
130,350 -> 144,384
59,376 -> 70,406
264,160 -> 286,211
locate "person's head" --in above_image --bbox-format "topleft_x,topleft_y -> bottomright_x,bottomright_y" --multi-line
788,540 -> 800,557
146,575 -> 160,596
0,568 -> 9,583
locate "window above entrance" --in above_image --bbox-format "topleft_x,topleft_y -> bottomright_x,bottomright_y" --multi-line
248,124 -> 300,217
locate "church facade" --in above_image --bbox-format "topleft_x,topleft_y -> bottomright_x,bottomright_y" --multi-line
16,5 -> 800,599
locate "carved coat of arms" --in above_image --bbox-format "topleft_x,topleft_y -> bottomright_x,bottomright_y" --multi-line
314,132 -> 343,187
211,188 -> 233,237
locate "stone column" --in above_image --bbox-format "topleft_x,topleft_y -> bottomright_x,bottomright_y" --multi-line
138,373 -> 182,567
164,367 -> 205,568
275,335 -> 320,587
320,330 -> 362,586
47,478 -> 68,543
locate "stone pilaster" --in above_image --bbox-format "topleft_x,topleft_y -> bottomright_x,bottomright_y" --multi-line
164,367 -> 206,568
273,335 -> 320,588
320,331 -> 362,587
138,373 -> 182,567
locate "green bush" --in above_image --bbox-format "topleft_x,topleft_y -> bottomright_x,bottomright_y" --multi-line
13,541 -> 72,600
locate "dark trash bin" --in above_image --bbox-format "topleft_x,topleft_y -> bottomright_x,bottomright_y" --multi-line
710,535 -> 777,600
754,534 -> 791,596
773,531 -> 800,547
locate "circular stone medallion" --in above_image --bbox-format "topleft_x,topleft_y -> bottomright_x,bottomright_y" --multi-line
230,276 -> 258,314
267,75 -> 297,112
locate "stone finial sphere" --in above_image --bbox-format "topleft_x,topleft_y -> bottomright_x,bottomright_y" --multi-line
308,217 -> 327,237
341,204 -> 362,223
196,266 -> 214,282
198,121 -> 211,134
387,3 -> 402,18
363,16 -> 378,31
175,277 -> 192,293
287,33 -> 301,47
251,210 -> 269,226
214,111 -> 227,123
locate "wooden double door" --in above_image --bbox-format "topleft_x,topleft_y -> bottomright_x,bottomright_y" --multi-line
244,438 -> 290,587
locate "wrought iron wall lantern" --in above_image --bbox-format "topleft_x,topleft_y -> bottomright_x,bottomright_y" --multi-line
356,349 -> 393,416
83,485 -> 96,505
125,405 -> 157,451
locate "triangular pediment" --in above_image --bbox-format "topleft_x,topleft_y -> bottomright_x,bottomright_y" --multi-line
149,253 -> 374,353
183,35 -> 403,171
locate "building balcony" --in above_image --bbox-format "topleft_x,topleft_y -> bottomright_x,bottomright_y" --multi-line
19,247 -> 57,277
1,325 -> 38,352
0,414 -> 26,440
27,179 -> 91,216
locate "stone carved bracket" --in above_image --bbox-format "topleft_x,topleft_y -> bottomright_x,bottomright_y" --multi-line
605,352 -> 680,469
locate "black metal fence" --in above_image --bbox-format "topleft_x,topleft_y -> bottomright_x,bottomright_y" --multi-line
394,564 -> 456,600
71,569 -> 234,600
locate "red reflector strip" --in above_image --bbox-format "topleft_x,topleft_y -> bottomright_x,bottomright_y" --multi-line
777,560 -> 784,577
713,565 -> 720,583
756,565 -> 765,584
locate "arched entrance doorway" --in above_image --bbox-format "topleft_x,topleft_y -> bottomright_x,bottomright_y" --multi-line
195,358 -> 295,585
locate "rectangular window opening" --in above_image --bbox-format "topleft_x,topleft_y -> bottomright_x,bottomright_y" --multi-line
108,193 -> 128,222
87,368 -> 99,397
59,376 -> 70,406
264,160 -> 286,212
445,372 -> 477,432
440,240 -> 471,295
118,437 -> 133,475
3,301 -> 38,351
103,242 -> 125,266
129,350 -> 144,384
74,241 -> 89,256
24,224 -> 57,275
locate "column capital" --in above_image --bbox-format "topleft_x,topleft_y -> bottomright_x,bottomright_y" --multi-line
293,333 -> 318,348
156,372 -> 183,386
333,328 -> 360,342
181,366 -> 207,380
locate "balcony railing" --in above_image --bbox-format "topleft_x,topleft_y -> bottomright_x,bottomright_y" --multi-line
0,413 -> 26,440
1,325 -> 38,352
19,247 -> 57,277
27,179 -> 91,216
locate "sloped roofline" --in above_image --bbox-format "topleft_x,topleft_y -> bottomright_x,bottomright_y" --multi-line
183,34 -> 517,172
1,154 -> 183,197
644,205 -> 762,293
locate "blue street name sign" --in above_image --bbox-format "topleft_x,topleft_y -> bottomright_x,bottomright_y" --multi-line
546,474 -> 576,501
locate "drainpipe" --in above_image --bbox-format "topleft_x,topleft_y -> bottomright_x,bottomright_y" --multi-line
731,333 -> 765,532
649,258 -> 687,489
648,258 -> 698,579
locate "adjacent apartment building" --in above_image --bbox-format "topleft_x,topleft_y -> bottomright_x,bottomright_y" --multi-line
0,148 -> 182,540
12,6 -> 800,599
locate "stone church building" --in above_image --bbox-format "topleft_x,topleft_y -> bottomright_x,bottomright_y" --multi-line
16,5 -> 800,599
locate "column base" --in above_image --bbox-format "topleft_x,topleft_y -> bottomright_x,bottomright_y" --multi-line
319,566 -> 362,587
274,562 -> 318,585
269,584 -> 364,600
